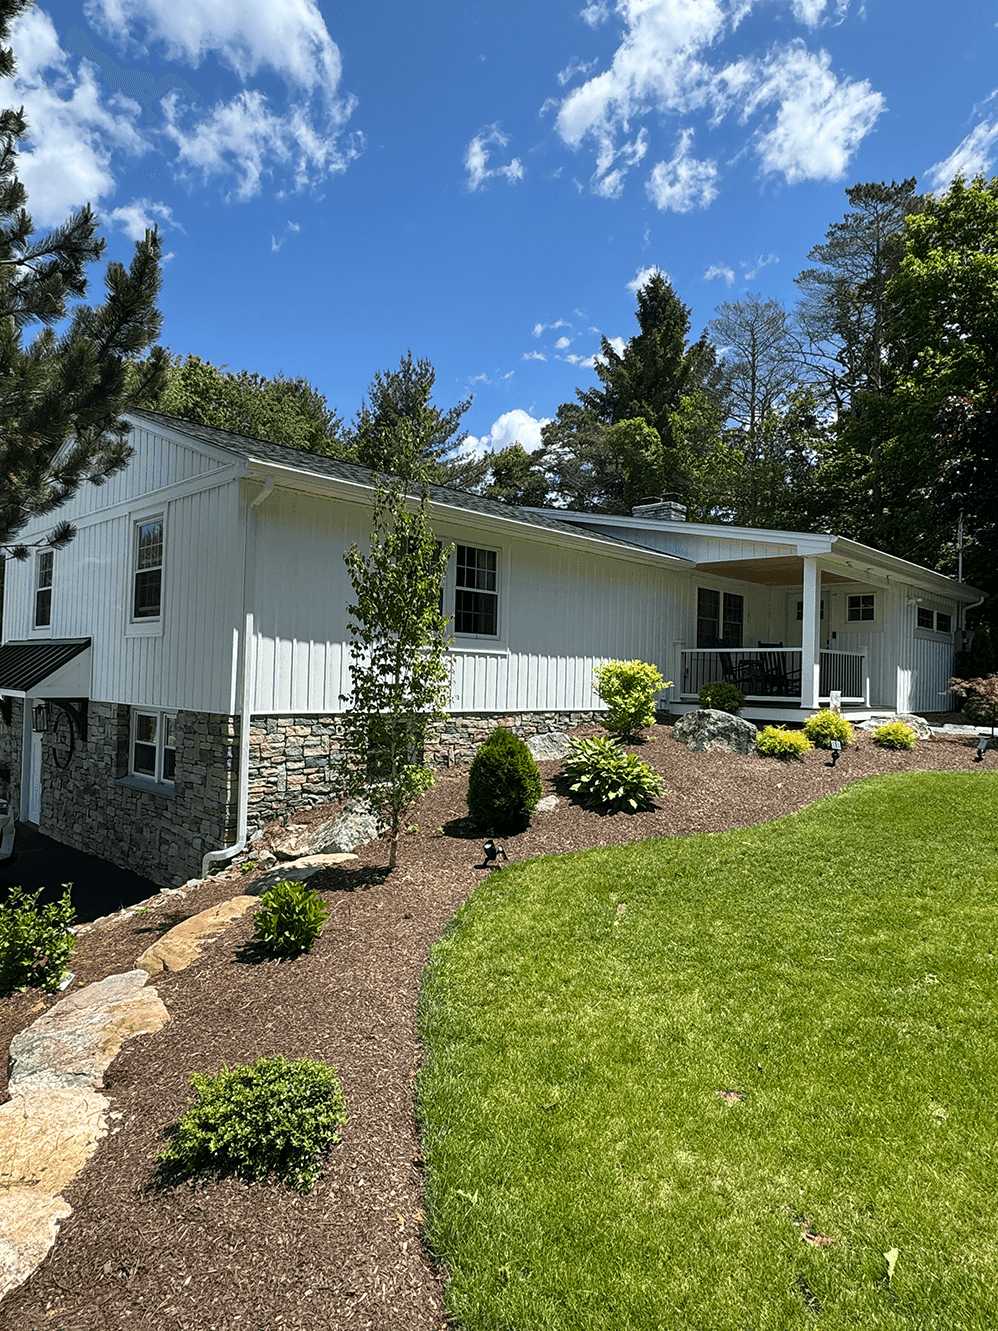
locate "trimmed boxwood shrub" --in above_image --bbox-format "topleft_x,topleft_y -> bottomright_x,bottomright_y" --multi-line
873,721 -> 918,750
756,725 -> 812,759
467,727 -> 543,833
803,709 -> 855,748
156,1055 -> 346,1192
562,735 -> 665,813
698,680 -> 745,715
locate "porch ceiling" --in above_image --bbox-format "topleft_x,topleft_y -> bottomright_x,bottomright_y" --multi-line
694,556 -> 856,586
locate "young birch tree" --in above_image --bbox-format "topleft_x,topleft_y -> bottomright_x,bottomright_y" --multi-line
340,420 -> 453,869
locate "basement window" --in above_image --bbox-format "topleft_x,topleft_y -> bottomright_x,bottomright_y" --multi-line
130,709 -> 176,785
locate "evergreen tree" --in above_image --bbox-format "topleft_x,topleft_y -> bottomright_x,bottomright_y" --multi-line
350,351 -> 487,489
482,441 -> 549,507
339,416 -> 453,870
131,352 -> 346,456
0,0 -> 165,556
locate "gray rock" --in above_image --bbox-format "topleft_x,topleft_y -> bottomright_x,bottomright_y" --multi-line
525,731 -> 573,761
672,708 -> 758,755
273,800 -> 382,860
247,854 -> 359,895
858,713 -> 933,740
535,794 -> 559,812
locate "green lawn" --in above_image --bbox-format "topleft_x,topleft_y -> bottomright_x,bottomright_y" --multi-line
417,771 -> 998,1330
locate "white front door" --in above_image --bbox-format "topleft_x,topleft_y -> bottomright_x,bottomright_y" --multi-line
22,700 -> 42,823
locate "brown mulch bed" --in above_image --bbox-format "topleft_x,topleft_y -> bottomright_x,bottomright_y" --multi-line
1,720 -> 993,1331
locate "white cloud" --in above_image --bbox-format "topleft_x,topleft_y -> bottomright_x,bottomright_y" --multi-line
533,318 -> 570,337
558,55 -> 599,87
580,1 -> 611,27
464,125 -> 524,190
627,263 -> 667,293
107,196 -> 179,238
555,335 -> 572,350
925,120 -> 998,193
523,350 -> 547,361
564,352 -> 598,368
605,335 -> 626,357
468,408 -> 551,457
646,129 -> 718,211
553,0 -> 883,203
270,218 -> 300,251
741,251 -> 778,278
704,262 -> 736,283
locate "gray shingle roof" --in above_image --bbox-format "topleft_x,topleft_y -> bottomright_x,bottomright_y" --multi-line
126,408 -> 687,563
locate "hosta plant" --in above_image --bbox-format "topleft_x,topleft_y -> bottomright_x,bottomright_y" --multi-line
562,735 -> 665,813
755,725 -> 812,760
593,659 -> 670,738
803,709 -> 855,748
873,721 -> 918,750
0,884 -> 76,993
698,681 -> 745,715
252,879 -> 330,957
156,1055 -> 346,1192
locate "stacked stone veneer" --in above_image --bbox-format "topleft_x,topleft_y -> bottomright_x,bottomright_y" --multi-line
21,705 -> 602,887
0,694 -> 23,814
41,704 -> 238,889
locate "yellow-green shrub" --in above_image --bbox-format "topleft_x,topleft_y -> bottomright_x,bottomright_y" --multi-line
593,659 -> 670,737
873,721 -> 917,750
803,710 -> 855,748
755,725 -> 812,759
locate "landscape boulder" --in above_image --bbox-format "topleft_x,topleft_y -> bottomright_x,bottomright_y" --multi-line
525,731 -> 573,761
858,713 -> 933,740
672,708 -> 758,755
274,799 -> 382,860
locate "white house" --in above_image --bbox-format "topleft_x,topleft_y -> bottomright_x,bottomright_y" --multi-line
0,409 -> 981,887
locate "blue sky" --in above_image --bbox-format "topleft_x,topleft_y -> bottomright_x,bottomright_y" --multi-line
7,0 -> 998,455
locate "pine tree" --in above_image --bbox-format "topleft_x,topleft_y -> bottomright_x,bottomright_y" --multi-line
0,0 -> 165,557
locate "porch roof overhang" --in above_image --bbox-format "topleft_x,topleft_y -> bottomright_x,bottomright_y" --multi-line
0,638 -> 92,698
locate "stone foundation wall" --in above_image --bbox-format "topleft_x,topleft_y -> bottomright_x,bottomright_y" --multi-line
41,703 -> 238,889
0,695 -> 23,814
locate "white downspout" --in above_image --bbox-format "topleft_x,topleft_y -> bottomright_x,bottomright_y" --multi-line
201,477 -> 275,878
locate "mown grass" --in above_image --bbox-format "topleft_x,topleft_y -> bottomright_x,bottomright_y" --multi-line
417,771 -> 998,1330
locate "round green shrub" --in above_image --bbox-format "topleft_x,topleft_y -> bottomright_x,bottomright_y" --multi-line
467,727 -> 543,833
755,725 -> 812,759
873,721 -> 917,750
252,880 -> 330,957
802,709 -> 855,748
0,884 -> 76,993
593,659 -> 670,737
561,735 -> 665,813
156,1055 -> 346,1192
698,680 -> 745,715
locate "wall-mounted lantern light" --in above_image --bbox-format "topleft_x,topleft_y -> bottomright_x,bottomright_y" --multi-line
31,701 -> 51,733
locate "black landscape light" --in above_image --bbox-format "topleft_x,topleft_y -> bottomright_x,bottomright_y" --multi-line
975,736 -> 988,763
31,701 -> 50,733
828,739 -> 842,768
482,839 -> 508,867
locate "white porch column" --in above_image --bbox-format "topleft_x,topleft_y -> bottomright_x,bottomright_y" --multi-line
801,556 -> 821,710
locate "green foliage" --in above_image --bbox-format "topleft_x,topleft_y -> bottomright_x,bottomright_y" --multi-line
698,680 -> 744,715
0,0 -> 165,554
755,725 -> 812,759
593,659 -> 668,737
0,884 -> 76,993
483,441 -> 549,507
467,728 -> 543,833
562,735 -> 665,813
340,418 -> 453,869
802,709 -> 855,747
156,1055 -> 346,1193
252,880 -> 330,957
873,720 -> 918,750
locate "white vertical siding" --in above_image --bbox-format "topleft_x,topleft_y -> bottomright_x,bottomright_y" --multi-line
907,635 -> 955,711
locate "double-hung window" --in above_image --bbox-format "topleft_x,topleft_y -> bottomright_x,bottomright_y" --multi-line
697,588 -> 743,648
34,550 -> 53,628
454,544 -> 499,636
130,709 -> 176,785
133,517 -> 164,620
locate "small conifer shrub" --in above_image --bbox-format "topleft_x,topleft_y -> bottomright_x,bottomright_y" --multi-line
803,710 -> 855,748
0,884 -> 76,993
252,880 -> 330,957
698,681 -> 745,715
156,1055 -> 346,1192
755,725 -> 812,759
873,721 -> 918,750
593,659 -> 670,737
467,727 -> 543,833
562,735 -> 665,813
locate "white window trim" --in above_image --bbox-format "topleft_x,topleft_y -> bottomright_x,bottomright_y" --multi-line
846,592 -> 877,625
125,507 -> 166,638
446,541 -> 503,642
915,604 -> 954,638
127,707 -> 176,788
31,548 -> 54,635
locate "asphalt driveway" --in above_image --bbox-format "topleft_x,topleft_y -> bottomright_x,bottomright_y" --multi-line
0,823 -> 162,925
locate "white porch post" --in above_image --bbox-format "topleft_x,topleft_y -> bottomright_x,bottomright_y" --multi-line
801,556 -> 821,710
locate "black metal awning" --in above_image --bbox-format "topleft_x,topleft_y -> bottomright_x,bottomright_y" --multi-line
0,639 -> 91,694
